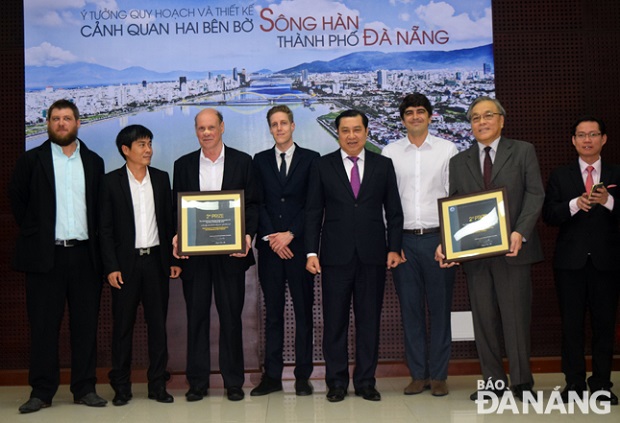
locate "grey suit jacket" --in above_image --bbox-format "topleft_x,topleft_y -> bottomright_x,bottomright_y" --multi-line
449,136 -> 544,266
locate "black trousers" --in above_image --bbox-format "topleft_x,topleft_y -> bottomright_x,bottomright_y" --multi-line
26,244 -> 102,403
321,254 -> 385,390
182,255 -> 246,389
109,247 -> 170,393
555,257 -> 619,390
257,245 -> 314,380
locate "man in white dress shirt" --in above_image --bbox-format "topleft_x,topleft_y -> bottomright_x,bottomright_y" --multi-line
382,93 -> 458,397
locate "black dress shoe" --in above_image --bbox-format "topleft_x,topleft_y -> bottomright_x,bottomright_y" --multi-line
593,389 -> 618,406
112,392 -> 132,406
355,386 -> 381,401
250,375 -> 283,396
19,397 -> 51,413
560,383 -> 588,403
512,383 -> 534,402
185,387 -> 208,402
148,388 -> 174,403
470,388 -> 506,401
295,379 -> 313,396
74,392 -> 107,407
227,387 -> 245,401
326,386 -> 347,402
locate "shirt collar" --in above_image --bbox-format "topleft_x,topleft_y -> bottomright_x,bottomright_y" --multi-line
340,148 -> 365,161
578,157 -> 601,174
276,142 -> 295,158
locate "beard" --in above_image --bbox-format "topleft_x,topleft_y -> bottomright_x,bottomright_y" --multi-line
48,126 -> 78,147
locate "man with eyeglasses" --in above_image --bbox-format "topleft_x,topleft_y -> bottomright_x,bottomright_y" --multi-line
436,96 -> 545,402
543,116 -> 620,406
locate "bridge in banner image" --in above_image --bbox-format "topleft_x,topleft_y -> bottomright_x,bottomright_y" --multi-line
181,91 -> 315,106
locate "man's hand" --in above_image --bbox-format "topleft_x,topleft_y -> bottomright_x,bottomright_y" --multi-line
172,234 -> 189,259
107,271 -> 123,289
231,234 -> 252,258
588,185 -> 610,206
268,232 -> 294,259
169,266 -> 182,279
505,231 -> 523,257
306,256 -> 321,274
434,244 -> 459,268
387,251 -> 401,269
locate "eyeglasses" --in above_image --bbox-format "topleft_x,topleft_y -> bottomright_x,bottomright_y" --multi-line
574,132 -> 602,140
470,112 -> 502,124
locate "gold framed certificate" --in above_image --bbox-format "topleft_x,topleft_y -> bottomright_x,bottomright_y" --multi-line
178,190 -> 245,255
438,187 -> 511,263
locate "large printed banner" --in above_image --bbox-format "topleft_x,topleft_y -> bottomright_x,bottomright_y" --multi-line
24,0 -> 494,173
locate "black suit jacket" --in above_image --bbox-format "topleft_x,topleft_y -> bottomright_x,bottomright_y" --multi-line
253,144 -> 319,255
172,146 -> 259,276
99,165 -> 177,277
9,139 -> 104,274
543,160 -> 620,271
305,149 -> 403,266
449,137 -> 545,266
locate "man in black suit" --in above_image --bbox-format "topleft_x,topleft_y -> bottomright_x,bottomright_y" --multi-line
251,105 -> 319,397
436,96 -> 545,401
9,99 -> 107,413
172,108 -> 258,402
99,124 -> 181,406
543,116 -> 620,405
305,109 -> 403,402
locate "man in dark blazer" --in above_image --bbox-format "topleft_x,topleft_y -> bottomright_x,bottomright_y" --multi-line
99,124 -> 181,406
436,96 -> 545,401
9,99 -> 107,413
172,108 -> 258,402
251,105 -> 319,397
305,109 -> 403,402
543,116 -> 620,405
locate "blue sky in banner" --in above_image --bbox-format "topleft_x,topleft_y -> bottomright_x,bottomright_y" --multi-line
25,0 -> 492,72
24,0 -> 494,172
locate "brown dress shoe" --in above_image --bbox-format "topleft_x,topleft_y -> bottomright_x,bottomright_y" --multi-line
404,379 -> 430,395
431,380 -> 449,396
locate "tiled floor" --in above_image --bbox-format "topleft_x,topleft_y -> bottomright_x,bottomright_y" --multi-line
1,373 -> 618,422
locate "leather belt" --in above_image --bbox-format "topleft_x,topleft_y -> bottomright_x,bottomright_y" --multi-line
136,246 -> 158,256
55,239 -> 87,247
403,227 -> 440,235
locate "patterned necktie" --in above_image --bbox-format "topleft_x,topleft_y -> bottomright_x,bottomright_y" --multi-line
483,146 -> 493,189
348,156 -> 360,198
585,165 -> 594,195
279,152 -> 287,181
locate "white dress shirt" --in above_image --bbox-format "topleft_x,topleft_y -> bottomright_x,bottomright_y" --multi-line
382,134 -> 457,229
340,148 -> 365,181
199,146 -> 225,191
569,157 -> 614,215
127,167 -> 159,249
276,143 -> 295,177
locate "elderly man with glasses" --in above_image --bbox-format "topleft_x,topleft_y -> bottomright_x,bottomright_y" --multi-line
436,96 -> 545,402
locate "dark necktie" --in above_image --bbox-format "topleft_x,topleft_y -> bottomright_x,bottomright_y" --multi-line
483,146 -> 493,189
279,152 -> 287,181
348,156 -> 360,198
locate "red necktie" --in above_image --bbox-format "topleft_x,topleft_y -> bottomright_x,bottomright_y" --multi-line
585,165 -> 594,194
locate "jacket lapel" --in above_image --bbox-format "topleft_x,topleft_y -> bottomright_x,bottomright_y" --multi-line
465,143 -> 485,190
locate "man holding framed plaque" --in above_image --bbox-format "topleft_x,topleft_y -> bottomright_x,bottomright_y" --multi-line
543,116 -> 620,405
172,108 -> 259,402
436,96 -> 545,401
381,93 -> 458,397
